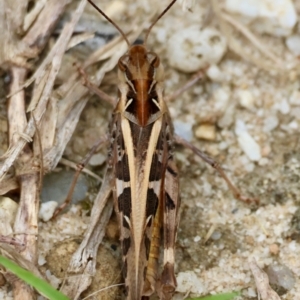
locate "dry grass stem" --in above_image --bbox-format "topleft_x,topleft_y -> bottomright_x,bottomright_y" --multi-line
249,259 -> 281,300
59,158 -> 102,181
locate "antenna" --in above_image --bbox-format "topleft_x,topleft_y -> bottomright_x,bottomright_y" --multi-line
144,0 -> 177,46
87,0 -> 130,47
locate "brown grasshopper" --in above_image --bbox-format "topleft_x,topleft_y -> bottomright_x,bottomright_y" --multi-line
82,1 -> 180,299
59,1 -> 256,299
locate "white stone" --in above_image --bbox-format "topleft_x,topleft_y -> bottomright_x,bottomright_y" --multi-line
286,35 -> 300,56
0,197 -> 18,237
194,235 -> 201,242
247,287 -> 257,297
263,115 -> 279,132
167,26 -> 226,72
288,120 -> 298,129
176,271 -> 204,294
207,64 -> 224,82
237,89 -> 254,110
235,119 -> 247,136
39,201 -> 58,222
174,120 -> 193,142
89,153 -> 106,166
38,254 -> 46,266
225,0 -> 297,37
235,120 -> 261,161
275,98 -> 290,114
289,90 -> 300,105
0,197 -> 18,226
45,269 -> 62,289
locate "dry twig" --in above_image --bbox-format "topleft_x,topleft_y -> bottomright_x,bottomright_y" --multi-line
249,259 -> 281,300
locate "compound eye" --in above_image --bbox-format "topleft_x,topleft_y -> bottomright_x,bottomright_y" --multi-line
147,52 -> 160,68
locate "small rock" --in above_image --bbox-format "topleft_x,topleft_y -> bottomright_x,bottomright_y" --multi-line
167,26 -> 226,72
0,197 -> 18,236
0,197 -> 18,226
39,201 -> 58,222
193,235 -> 201,242
38,254 -> 47,266
206,64 -> 224,82
176,271 -> 204,294
275,99 -> 290,114
174,120 -> 193,142
89,153 -> 106,166
218,103 -> 235,128
235,120 -> 261,161
289,90 -> 300,105
104,0 -> 126,19
288,120 -> 298,129
286,35 -> 300,56
237,89 -> 254,110
211,230 -> 222,240
269,244 -> 279,255
45,270 -> 61,289
41,170 -> 88,205
263,115 -> 279,132
225,0 -> 297,37
195,124 -> 216,141
266,264 -> 295,295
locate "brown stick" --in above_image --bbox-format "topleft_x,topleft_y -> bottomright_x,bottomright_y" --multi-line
175,135 -> 259,204
166,68 -> 207,102
77,66 -> 117,106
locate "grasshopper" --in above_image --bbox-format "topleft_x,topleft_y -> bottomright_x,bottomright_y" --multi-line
60,1 -> 256,299
83,1 -> 180,299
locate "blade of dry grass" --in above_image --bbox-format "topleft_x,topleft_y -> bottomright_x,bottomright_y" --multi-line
249,259 -> 281,300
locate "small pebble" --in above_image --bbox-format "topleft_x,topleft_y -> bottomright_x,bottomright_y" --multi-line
39,201 -> 58,222
176,271 -> 204,294
263,115 -> 279,132
41,170 -> 88,205
288,120 -> 298,129
104,0 -> 126,19
0,197 -> 18,226
267,264 -> 295,292
218,104 -> 235,128
269,244 -> 279,255
211,230 -> 222,241
286,35 -> 300,56
206,64 -> 224,82
289,90 -> 300,105
174,120 -> 193,142
89,153 -> 106,166
275,99 -> 290,114
235,120 -> 261,161
167,26 -> 226,72
38,254 -> 47,266
237,89 -> 254,110
194,235 -> 201,242
195,124 -> 216,141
